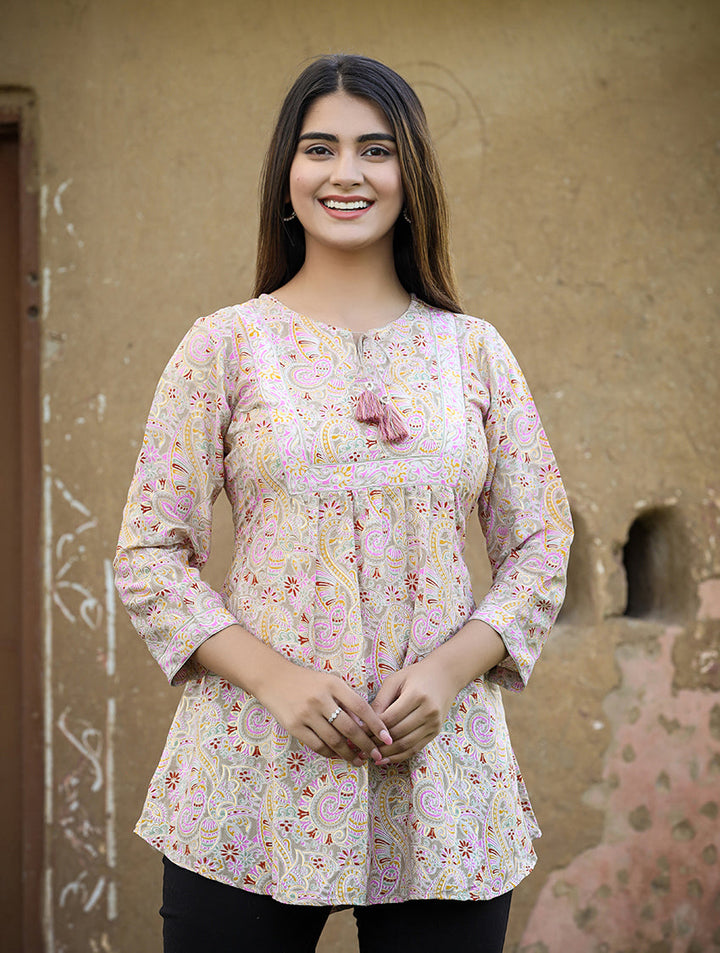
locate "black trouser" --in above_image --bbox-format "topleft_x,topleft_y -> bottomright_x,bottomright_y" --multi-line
161,857 -> 512,953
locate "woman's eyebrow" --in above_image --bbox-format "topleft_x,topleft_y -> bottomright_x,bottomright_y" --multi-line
357,133 -> 396,143
297,131 -> 396,143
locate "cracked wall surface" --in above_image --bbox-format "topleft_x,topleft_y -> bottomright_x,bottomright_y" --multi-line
1,0 -> 718,950
518,611 -> 720,951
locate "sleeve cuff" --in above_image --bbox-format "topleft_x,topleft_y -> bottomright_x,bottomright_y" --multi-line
469,602 -> 534,692
159,607 -> 241,686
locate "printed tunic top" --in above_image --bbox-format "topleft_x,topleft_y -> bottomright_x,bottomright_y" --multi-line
114,294 -> 573,905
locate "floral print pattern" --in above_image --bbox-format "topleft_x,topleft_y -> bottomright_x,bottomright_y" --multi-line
114,294 -> 572,904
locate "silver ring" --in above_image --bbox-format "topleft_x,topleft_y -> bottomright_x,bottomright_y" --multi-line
327,706 -> 342,725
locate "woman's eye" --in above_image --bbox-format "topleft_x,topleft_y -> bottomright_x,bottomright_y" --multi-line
305,144 -> 332,156
364,146 -> 391,157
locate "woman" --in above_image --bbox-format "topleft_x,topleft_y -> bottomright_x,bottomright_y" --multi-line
115,54 -> 573,952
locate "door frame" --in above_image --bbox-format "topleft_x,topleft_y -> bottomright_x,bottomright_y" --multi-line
1,89 -> 43,953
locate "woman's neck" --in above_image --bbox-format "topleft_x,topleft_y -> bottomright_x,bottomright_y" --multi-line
272,239 -> 410,333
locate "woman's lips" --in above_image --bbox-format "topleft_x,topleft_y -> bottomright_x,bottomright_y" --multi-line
319,197 -> 374,218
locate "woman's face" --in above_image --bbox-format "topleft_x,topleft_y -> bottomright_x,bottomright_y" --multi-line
288,91 -> 404,256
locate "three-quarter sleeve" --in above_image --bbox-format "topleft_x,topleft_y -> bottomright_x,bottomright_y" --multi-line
113,311 -> 241,685
470,323 -> 573,691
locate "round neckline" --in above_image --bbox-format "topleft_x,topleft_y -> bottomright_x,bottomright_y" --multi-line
261,293 -> 417,340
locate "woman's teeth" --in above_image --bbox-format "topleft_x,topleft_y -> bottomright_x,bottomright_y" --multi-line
322,200 -> 371,210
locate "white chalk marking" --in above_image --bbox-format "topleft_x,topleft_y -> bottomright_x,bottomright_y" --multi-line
44,867 -> 55,953
83,875 -> 105,913
43,472 -> 54,825
106,696 -> 118,912
104,559 -> 116,677
54,580 -> 103,630
42,265 -> 51,320
107,881 -> 118,922
55,553 -> 79,579
66,220 -> 85,248
53,478 -> 92,516
40,183 -> 48,234
53,178 -> 72,216
43,472 -> 55,951
57,708 -> 103,793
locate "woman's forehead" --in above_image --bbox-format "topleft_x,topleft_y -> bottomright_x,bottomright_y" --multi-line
300,91 -> 392,135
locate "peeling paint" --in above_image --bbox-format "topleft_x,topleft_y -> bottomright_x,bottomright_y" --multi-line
519,623 -> 720,951
698,578 -> 720,620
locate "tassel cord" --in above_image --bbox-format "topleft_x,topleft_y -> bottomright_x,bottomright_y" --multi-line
353,337 -> 409,443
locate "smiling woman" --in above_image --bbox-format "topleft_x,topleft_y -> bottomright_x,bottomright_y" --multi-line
279,92 -> 405,320
254,56 -> 459,319
114,53 -> 573,953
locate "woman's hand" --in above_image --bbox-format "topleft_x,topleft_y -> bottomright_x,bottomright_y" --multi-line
369,620 -> 508,765
255,662 -> 394,767
193,624 -> 393,767
369,656 -> 461,764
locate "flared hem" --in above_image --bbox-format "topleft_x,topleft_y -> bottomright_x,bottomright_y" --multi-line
139,827 -> 538,906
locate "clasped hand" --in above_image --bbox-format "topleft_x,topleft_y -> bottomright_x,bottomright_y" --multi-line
255,662 -> 392,767
369,657 -> 460,764
257,655 -> 459,768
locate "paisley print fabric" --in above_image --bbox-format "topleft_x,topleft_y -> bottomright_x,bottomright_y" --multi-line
114,294 -> 573,904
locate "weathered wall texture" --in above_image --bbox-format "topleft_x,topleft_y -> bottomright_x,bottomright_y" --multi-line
2,0 -> 718,950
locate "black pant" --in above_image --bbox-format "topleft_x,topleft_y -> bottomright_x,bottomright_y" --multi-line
161,857 -> 512,953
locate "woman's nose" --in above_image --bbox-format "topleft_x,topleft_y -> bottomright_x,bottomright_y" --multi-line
330,150 -> 363,187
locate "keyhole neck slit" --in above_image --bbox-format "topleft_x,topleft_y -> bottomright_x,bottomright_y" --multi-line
260,293 -> 417,342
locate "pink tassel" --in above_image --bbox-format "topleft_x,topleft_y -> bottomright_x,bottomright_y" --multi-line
378,400 -> 409,443
356,385 -> 384,423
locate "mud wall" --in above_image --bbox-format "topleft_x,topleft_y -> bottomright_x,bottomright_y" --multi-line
2,0 -> 718,950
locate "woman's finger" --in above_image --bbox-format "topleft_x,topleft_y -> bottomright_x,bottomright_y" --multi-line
376,706 -> 428,747
298,726 -> 341,761
310,697 -> 384,763
318,710 -> 383,763
334,688 -> 394,747
377,726 -> 437,764
370,672 -> 403,717
373,690 -> 424,732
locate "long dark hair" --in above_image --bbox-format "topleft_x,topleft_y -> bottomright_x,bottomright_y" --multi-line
253,54 -> 461,313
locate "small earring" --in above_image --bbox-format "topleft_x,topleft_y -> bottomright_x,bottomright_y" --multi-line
402,207 -> 411,224
282,206 -> 297,222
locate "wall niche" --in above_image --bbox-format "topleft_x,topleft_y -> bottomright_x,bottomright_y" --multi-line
622,506 -> 693,622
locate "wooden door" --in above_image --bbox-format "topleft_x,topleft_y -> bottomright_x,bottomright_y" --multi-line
0,100 -> 42,953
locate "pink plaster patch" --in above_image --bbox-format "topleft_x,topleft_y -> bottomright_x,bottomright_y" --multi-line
519,625 -> 720,951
